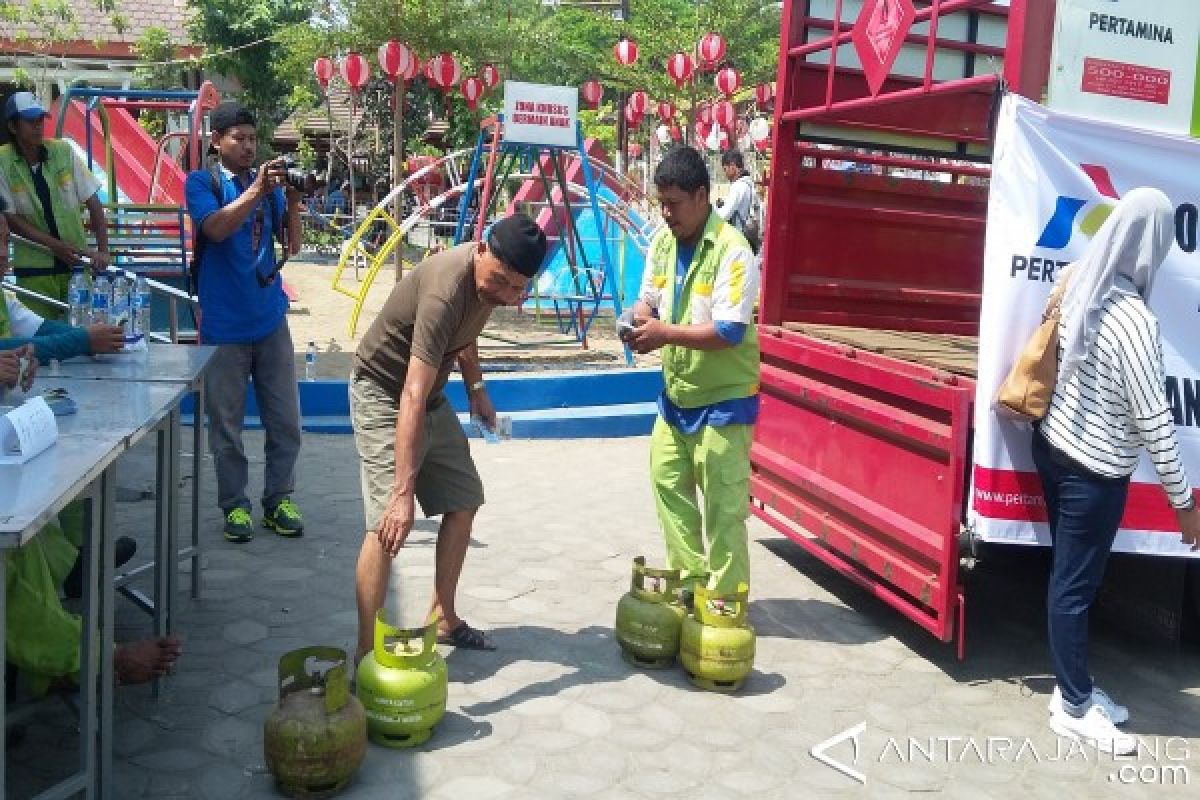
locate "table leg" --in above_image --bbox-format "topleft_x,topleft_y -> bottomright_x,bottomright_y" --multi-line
76,490 -> 101,800
0,547 -> 6,800
168,409 -> 181,632
98,467 -> 116,800
191,382 -> 203,599
152,422 -> 170,698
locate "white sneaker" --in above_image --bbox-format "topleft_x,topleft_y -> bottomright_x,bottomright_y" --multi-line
1050,704 -> 1139,755
1048,685 -> 1129,725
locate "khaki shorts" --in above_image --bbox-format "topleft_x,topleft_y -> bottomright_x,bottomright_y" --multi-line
349,373 -> 485,531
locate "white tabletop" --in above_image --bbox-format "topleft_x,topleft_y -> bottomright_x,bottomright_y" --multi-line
0,433 -> 125,546
0,377 -> 191,546
52,344 -> 216,385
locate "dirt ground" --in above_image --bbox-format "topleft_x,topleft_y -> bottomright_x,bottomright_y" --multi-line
282,252 -> 654,380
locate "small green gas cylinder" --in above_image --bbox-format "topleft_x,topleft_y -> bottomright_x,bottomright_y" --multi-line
679,583 -> 755,692
263,646 -> 367,799
615,557 -> 688,668
355,612 -> 448,747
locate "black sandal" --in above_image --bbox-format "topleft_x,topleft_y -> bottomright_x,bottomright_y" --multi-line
437,622 -> 496,651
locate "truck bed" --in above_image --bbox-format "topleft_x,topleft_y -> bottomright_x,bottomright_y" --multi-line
783,323 -> 979,379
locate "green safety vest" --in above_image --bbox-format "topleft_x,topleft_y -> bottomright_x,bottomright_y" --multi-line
0,289 -> 10,337
648,211 -> 760,408
0,140 -> 91,276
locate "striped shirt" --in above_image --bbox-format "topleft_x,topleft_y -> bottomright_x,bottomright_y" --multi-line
1041,293 -> 1193,508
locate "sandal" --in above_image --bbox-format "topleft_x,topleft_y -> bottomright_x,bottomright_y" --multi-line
436,622 -> 496,651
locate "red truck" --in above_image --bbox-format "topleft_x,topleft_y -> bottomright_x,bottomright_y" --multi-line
753,0 -> 1198,657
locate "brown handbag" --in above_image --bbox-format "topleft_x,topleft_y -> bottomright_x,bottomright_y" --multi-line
995,278 -> 1070,421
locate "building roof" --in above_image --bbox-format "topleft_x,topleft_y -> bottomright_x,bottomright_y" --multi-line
272,84 -> 366,146
0,0 -> 197,58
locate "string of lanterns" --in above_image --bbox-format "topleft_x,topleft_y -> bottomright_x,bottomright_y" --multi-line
312,46 -> 501,116
595,30 -> 774,158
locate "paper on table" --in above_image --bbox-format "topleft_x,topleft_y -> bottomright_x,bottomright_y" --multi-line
0,396 -> 58,464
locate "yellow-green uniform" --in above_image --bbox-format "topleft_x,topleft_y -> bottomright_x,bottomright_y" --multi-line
640,212 -> 760,594
0,296 -> 83,694
0,139 -> 100,319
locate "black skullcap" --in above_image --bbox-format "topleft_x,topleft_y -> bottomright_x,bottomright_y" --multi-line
210,101 -> 256,134
487,214 -> 548,278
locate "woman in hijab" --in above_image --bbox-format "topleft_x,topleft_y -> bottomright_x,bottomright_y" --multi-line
1034,187 -> 1200,755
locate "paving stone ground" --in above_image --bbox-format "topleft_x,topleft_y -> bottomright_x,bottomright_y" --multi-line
9,433 -> 1200,799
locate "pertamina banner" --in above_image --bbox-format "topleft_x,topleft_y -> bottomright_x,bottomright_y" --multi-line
972,95 -> 1200,558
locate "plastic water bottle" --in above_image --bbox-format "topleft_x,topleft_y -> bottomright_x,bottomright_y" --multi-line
111,276 -> 131,335
132,274 -> 152,337
305,341 -> 317,381
91,274 -> 111,325
67,268 -> 91,327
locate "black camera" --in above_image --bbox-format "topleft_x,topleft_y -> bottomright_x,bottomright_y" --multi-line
273,157 -> 309,192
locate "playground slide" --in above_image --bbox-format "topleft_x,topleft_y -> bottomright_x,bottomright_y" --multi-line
50,100 -> 188,205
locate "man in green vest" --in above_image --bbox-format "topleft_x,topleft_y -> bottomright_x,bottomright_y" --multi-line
627,146 -> 761,602
0,91 -> 110,319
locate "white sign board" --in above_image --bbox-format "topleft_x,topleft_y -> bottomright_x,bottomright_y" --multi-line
972,95 -> 1200,558
1048,0 -> 1200,136
502,82 -> 578,148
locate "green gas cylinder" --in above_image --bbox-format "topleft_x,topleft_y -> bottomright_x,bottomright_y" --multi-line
263,646 -> 367,799
355,612 -> 448,747
615,557 -> 688,668
680,583 -> 755,692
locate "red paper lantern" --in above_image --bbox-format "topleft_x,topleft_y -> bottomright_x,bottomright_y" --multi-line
698,104 -> 713,125
378,41 -> 416,82
629,142 -> 643,159
699,32 -> 726,66
713,100 -> 736,129
670,124 -> 682,142
628,90 -> 649,115
581,79 -> 603,109
461,76 -> 485,110
715,66 -> 741,96
755,83 -> 773,109
313,57 -> 334,88
481,63 -> 501,91
427,52 -> 462,92
614,37 -> 638,66
666,52 -> 694,87
657,101 -> 676,124
696,121 -> 711,143
339,52 -> 370,91
624,104 -> 643,127
716,129 -> 730,151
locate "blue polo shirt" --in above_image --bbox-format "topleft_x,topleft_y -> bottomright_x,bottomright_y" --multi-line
185,168 -> 288,344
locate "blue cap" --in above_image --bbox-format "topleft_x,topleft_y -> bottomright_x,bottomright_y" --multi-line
5,92 -> 48,121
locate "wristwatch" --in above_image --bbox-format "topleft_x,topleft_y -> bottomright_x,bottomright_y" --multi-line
468,380 -> 486,393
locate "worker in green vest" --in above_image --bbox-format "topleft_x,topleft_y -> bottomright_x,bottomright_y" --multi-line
0,219 -> 179,693
0,91 -> 110,319
627,146 -> 761,602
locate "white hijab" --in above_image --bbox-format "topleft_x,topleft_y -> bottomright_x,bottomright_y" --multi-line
1057,187 -> 1175,384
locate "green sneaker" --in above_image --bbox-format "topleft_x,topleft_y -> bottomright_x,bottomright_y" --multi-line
223,507 -> 254,543
263,498 -> 304,537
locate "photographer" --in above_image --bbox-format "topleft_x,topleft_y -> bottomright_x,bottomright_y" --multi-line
185,101 -> 305,544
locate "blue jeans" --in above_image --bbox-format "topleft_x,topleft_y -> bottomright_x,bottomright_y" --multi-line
1032,430 -> 1129,715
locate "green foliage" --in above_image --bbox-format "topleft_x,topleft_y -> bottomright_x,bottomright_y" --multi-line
187,0 -> 315,123
132,26 -> 178,140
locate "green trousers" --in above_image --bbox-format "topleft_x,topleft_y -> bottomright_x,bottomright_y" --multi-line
5,520 -> 81,695
650,417 -> 752,594
16,273 -> 69,321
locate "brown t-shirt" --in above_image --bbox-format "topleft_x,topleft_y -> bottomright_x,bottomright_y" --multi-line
354,244 -> 492,402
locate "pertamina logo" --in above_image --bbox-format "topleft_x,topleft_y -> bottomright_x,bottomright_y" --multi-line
1034,163 -> 1121,249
